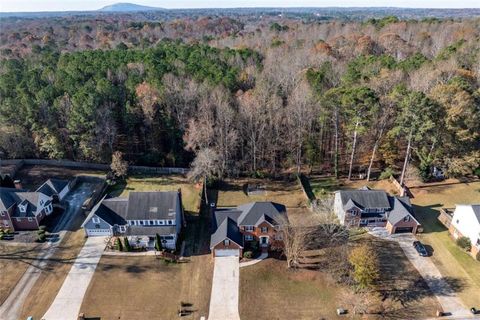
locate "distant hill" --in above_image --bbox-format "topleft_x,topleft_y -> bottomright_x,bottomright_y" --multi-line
98,3 -> 163,12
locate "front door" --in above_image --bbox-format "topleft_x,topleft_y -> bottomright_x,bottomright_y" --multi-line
260,236 -> 269,246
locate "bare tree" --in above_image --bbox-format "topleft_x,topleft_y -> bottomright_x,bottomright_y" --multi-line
111,151 -> 128,179
187,148 -> 221,204
277,216 -> 312,269
311,196 -> 349,246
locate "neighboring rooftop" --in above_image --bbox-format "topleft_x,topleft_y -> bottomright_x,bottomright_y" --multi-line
337,189 -> 391,210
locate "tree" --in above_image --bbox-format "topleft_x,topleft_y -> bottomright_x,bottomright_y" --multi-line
278,216 -> 311,269
187,148 -> 221,204
123,236 -> 132,252
111,151 -> 128,179
348,244 -> 380,291
311,196 -> 349,246
155,233 -> 163,251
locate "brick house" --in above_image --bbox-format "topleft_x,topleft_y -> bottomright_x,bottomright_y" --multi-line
0,188 -> 54,231
210,202 -> 287,257
334,187 -> 421,234
448,204 -> 480,260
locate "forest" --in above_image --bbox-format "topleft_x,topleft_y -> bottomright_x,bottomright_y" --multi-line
0,14 -> 479,181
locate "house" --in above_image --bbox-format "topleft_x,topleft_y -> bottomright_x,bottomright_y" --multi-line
0,187 -> 54,231
82,191 -> 183,250
36,179 -> 71,202
448,204 -> 480,259
210,202 -> 287,257
334,187 -> 421,234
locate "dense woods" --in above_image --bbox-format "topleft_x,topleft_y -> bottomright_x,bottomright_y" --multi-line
1,14 -> 479,179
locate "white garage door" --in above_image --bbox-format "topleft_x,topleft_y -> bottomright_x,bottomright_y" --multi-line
86,229 -> 111,236
215,249 -> 240,257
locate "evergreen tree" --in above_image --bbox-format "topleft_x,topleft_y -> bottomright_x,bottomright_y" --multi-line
155,233 -> 163,251
114,237 -> 123,251
124,236 -> 132,252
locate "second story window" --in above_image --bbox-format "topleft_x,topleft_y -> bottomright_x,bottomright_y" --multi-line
92,217 -> 100,224
245,226 -> 254,232
261,226 -> 268,233
224,239 -> 230,246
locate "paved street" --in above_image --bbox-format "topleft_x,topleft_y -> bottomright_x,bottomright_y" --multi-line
42,236 -> 106,320
370,228 -> 472,318
208,256 -> 241,320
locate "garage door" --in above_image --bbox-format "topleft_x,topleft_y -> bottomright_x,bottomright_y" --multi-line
394,227 -> 413,233
215,249 -> 240,257
86,229 -> 111,236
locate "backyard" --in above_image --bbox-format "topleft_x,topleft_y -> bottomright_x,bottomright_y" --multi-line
108,175 -> 202,213
213,178 -> 307,208
410,180 -> 480,307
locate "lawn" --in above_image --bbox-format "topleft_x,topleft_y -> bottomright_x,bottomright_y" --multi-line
410,180 -> 480,307
214,178 -> 307,208
79,254 -> 213,320
108,175 -> 202,213
0,243 -> 41,305
19,228 -> 87,319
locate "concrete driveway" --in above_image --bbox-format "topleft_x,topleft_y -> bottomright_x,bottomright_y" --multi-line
370,228 -> 472,318
42,236 -> 106,320
208,256 -> 241,320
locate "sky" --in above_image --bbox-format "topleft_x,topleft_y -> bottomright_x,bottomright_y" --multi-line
0,0 -> 479,12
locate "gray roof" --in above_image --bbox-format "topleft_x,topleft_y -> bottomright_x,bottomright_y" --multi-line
387,197 -> 418,225
126,191 -> 179,220
471,205 -> 480,223
36,179 -> 69,197
213,209 -> 242,229
210,217 -> 244,249
0,188 -> 51,218
82,191 -> 180,228
0,187 -> 21,211
338,189 -> 391,210
236,202 -> 286,226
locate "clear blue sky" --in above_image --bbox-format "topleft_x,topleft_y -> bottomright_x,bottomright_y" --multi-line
0,0 -> 479,12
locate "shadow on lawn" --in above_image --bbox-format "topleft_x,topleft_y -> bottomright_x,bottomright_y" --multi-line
412,204 -> 448,233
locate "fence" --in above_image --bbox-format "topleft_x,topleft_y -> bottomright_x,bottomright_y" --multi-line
389,175 -> 413,198
0,159 -> 188,176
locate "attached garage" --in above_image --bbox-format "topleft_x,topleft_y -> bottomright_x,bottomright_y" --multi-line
85,228 -> 112,236
394,226 -> 414,233
214,249 -> 240,257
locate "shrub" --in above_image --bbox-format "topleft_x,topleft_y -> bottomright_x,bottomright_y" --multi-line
243,251 -> 253,259
155,233 -> 163,251
0,230 -> 4,240
114,237 -> 123,251
456,237 -> 471,251
379,167 -> 395,180
37,231 -> 46,242
38,225 -> 47,231
348,244 -> 380,291
124,237 -> 132,252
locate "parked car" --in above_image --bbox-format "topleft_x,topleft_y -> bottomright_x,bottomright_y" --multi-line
413,241 -> 428,257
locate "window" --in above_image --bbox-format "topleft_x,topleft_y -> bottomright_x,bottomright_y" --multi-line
159,220 -> 164,225
150,220 -> 154,225
224,239 -> 230,246
119,226 -> 126,232
168,220 -> 173,225
95,224 -> 100,229
245,235 -> 253,241
129,221 -> 134,226
245,226 -> 254,232
456,219 -> 459,224
350,210 -> 357,216
28,217 -> 33,222
4,222 -> 8,227
140,220 -> 144,225
403,216 -> 411,222
0,212 -> 5,217
92,217 -> 100,224
261,227 -> 268,233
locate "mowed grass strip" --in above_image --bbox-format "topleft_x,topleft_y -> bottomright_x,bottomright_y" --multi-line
411,181 -> 480,307
0,243 -> 41,305
109,175 -> 202,213
80,255 -> 213,320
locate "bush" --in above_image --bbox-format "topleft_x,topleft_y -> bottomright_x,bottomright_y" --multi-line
456,237 -> 471,251
379,167 -> 395,180
37,231 -> 46,242
124,237 -> 132,252
155,233 -> 163,251
243,251 -> 253,259
114,237 -> 123,251
38,225 -> 47,231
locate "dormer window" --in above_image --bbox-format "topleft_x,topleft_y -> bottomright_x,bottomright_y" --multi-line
261,227 -> 268,233
224,239 -> 230,246
19,205 -> 26,213
92,217 -> 100,224
403,216 -> 411,222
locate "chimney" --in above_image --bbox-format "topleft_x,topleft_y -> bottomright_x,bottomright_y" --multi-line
14,180 -> 22,189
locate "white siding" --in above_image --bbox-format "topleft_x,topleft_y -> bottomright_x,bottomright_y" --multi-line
451,205 -> 480,247
334,193 -> 346,224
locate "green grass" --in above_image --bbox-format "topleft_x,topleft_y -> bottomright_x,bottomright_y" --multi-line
108,175 -> 202,213
411,181 -> 480,307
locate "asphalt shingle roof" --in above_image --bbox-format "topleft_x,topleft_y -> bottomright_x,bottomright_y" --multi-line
210,217 -> 244,249
126,191 -> 178,220
471,205 -> 480,224
338,189 -> 391,210
36,179 -> 69,197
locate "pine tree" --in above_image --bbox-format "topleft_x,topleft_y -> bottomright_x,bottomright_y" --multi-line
114,237 -> 123,251
124,236 -> 132,252
155,233 -> 163,251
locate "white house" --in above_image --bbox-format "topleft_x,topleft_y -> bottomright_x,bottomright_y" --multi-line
450,204 -> 480,259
